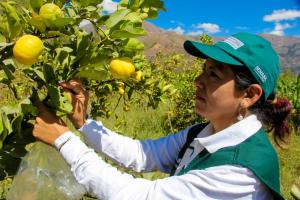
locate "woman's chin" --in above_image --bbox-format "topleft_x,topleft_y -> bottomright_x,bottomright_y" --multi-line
195,106 -> 206,117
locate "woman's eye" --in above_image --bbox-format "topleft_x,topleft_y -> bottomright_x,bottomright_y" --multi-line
210,71 -> 219,78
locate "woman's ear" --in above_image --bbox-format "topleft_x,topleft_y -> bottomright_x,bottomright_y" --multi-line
242,84 -> 263,108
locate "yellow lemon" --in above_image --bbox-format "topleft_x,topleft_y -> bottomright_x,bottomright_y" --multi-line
13,35 -> 44,65
117,82 -> 125,95
109,57 -> 135,79
118,87 -> 125,95
39,3 -> 63,21
134,71 -> 142,81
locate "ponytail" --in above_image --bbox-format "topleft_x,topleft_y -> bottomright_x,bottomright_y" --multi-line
251,97 -> 292,147
233,68 -> 293,148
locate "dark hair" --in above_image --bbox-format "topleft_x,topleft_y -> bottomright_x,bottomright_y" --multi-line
233,68 -> 292,147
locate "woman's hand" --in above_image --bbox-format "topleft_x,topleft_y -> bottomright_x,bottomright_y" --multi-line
59,80 -> 89,129
33,102 -> 70,145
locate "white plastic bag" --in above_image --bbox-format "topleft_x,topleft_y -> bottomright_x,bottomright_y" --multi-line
7,142 -> 86,200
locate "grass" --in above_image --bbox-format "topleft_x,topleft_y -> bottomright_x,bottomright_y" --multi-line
99,102 -> 170,140
277,132 -> 300,200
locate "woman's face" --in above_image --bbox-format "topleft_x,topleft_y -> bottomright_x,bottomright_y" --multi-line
194,58 -> 244,122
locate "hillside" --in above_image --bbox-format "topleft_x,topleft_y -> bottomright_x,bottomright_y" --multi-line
141,22 -> 300,74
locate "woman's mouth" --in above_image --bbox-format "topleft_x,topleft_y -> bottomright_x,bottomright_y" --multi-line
195,92 -> 205,100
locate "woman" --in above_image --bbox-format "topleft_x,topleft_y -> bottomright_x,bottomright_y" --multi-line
33,32 -> 292,199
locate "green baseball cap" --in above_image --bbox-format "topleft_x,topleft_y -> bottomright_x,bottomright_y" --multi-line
184,32 -> 280,100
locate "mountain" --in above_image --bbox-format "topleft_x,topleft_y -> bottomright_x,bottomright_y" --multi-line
140,22 -> 300,74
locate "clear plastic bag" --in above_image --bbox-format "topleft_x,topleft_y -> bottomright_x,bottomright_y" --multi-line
7,142 -> 86,200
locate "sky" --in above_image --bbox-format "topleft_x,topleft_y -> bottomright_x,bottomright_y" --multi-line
100,0 -> 300,37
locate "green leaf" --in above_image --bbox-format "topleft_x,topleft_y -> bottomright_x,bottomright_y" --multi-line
123,12 -> 143,23
11,113 -> 23,136
56,92 -> 73,117
1,110 -> 12,135
0,70 -> 10,85
46,85 -> 72,116
79,50 -> 109,67
0,42 -> 13,52
0,110 -> 3,135
110,21 -> 147,38
20,98 -> 38,116
105,9 -> 130,28
52,17 -> 74,29
0,69 -> 6,81
29,15 -> 47,33
1,104 -> 20,115
43,64 -> 57,84
76,0 -> 102,7
0,34 -> 6,42
54,47 -> 75,77
0,2 -> 23,40
110,29 -> 146,39
75,68 -> 108,81
85,6 -> 97,12
47,84 -> 60,109
127,87 -> 134,99
0,33 -> 13,51
33,68 -> 46,82
75,31 -> 91,62
30,0 -> 45,10
128,0 -> 144,11
119,0 -> 130,7
55,46 -> 73,64
123,38 -> 144,53
75,64 -> 109,81
64,7 -> 78,18
143,0 -> 166,12
0,62 -> 14,81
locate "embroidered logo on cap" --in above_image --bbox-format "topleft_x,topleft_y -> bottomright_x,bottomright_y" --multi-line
222,36 -> 244,49
254,66 -> 267,83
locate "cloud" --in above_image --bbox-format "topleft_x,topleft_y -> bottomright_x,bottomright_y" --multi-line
168,26 -> 185,35
195,23 -> 221,34
263,9 -> 300,36
98,0 -> 118,14
187,30 -> 204,36
169,20 -> 185,27
269,22 -> 293,36
263,9 -> 300,22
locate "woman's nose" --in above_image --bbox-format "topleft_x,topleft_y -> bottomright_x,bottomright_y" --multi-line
194,74 -> 204,88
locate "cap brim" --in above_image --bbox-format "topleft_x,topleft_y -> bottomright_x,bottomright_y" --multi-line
184,40 -> 243,66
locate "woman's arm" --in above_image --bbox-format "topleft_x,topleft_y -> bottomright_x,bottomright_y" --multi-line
58,133 -> 271,200
79,119 -> 190,173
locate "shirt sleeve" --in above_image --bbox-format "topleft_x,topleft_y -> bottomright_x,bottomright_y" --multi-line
78,119 -> 190,173
56,134 -> 272,200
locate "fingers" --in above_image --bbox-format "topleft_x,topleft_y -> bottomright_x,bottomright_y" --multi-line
59,80 -> 86,95
34,101 -> 49,116
34,102 -> 59,123
34,101 -> 47,109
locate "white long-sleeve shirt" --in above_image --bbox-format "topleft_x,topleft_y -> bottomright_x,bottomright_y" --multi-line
54,115 -> 273,200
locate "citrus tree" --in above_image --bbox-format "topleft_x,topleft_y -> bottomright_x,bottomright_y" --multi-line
151,34 -> 213,132
0,0 -> 175,180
